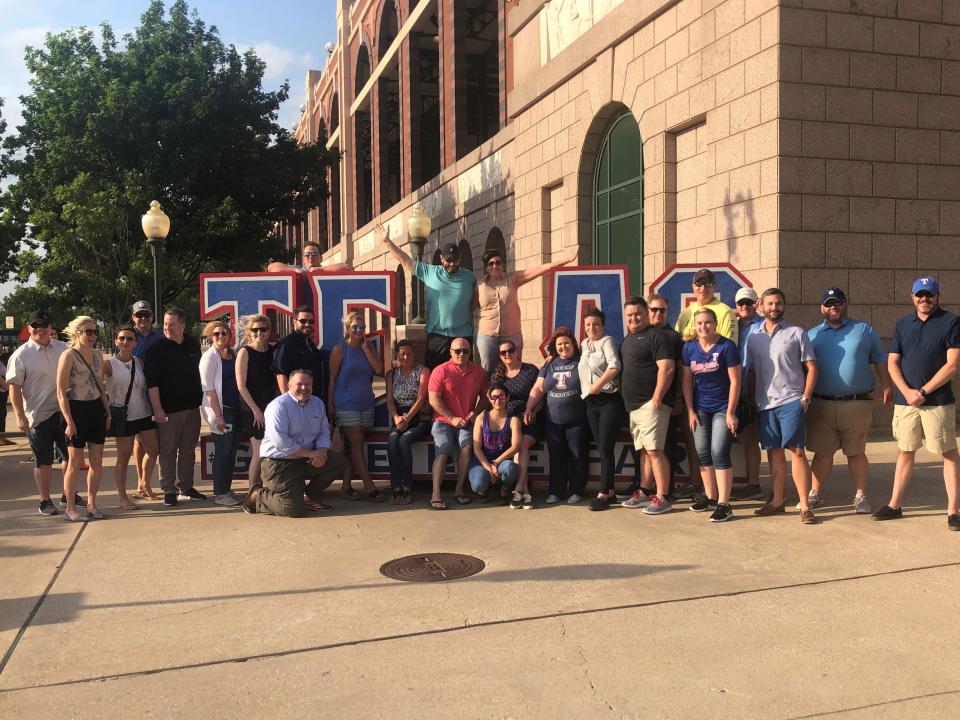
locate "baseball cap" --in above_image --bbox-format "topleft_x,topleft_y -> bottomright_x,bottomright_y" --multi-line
912,276 -> 939,295
734,287 -> 758,303
821,287 -> 847,304
693,268 -> 715,283
132,300 -> 153,314
440,243 -> 461,261
27,310 -> 51,325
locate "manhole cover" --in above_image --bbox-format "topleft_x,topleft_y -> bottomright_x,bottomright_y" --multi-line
380,553 -> 485,582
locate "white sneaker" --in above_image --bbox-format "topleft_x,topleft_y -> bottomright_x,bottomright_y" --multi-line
796,489 -> 822,510
642,495 -> 672,515
622,490 -> 651,508
545,494 -> 560,504
567,494 -> 583,504
215,494 -> 242,506
853,494 -> 872,514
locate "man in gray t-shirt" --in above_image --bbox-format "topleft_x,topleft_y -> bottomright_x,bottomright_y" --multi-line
744,288 -> 818,524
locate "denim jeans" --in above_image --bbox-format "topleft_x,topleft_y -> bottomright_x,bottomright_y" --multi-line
211,407 -> 243,495
387,417 -> 431,489
585,393 -> 624,494
468,459 -> 519,493
693,409 -> 734,470
546,420 -> 589,497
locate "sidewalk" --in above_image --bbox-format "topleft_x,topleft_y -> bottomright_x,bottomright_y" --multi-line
1,433 -> 958,719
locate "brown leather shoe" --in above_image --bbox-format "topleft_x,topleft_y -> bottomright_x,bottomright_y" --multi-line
242,483 -> 262,514
800,509 -> 818,524
754,502 -> 785,517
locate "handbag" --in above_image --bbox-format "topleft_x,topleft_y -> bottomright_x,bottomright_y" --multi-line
106,358 -> 136,438
735,397 -> 757,429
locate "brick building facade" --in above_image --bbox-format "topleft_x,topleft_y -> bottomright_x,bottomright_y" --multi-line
283,0 -> 960,362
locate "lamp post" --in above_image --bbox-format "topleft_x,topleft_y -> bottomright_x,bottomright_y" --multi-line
141,200 -> 171,328
407,202 -> 432,324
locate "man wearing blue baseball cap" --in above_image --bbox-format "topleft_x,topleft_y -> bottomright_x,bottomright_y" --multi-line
874,276 -> 960,530
806,287 -> 891,514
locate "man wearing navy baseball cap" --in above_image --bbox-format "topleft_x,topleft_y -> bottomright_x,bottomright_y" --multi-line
806,287 -> 891,515
874,276 -> 960,530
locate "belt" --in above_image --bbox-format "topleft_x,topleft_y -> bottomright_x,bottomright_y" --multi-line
812,392 -> 873,402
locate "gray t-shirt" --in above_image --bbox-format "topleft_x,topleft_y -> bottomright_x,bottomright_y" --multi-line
743,321 -> 815,411
6,338 -> 68,426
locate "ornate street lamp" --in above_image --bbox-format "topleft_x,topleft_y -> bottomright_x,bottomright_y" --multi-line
407,202 -> 432,325
141,200 -> 171,328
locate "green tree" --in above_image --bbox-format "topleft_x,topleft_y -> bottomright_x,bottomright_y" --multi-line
0,0 -> 336,327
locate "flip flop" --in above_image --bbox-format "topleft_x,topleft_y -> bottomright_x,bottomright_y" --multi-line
454,494 -> 472,505
430,499 -> 447,510
363,489 -> 385,503
342,487 -> 362,500
119,501 -> 138,511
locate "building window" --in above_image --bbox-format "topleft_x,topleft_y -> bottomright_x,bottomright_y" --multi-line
355,44 -> 374,228
377,0 -> 402,213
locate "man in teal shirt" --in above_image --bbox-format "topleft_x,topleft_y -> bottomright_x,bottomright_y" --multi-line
378,224 -> 478,368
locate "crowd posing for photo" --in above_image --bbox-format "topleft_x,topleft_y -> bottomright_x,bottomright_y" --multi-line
6,244 -> 960,531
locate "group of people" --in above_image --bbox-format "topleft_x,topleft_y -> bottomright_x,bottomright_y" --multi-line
5,232 -> 959,530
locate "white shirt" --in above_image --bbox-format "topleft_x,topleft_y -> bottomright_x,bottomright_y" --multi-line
6,338 -> 68,427
106,356 -> 152,421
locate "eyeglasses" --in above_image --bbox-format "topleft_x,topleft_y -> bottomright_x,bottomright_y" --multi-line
499,348 -> 516,356
81,328 -> 98,337
212,330 -> 229,337
452,348 -> 470,355
694,280 -> 714,288
823,300 -> 844,308
297,318 -> 315,325
250,326 -> 268,334
30,322 -> 50,329
487,260 -> 502,267
489,394 -> 507,402
303,252 -> 320,258
350,324 -> 366,331
648,307 -> 667,314
736,300 -> 755,307
116,336 -> 136,342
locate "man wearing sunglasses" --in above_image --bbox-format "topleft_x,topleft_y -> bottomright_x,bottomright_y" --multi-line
805,288 -> 891,515
674,268 -> 737,344
130,300 -> 162,358
378,224 -> 477,369
6,310 -> 82,515
266,242 -> 351,309
874,277 -> 960,530
272,306 -> 330,403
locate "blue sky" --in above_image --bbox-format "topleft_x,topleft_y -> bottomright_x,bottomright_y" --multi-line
0,0 -> 338,299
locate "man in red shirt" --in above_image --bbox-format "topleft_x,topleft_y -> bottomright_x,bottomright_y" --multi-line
428,338 -> 488,509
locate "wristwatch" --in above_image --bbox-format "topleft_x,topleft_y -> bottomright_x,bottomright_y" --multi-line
800,396 -> 811,404
918,387 -> 927,398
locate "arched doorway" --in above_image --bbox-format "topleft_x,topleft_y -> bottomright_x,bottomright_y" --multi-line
593,110 -> 643,294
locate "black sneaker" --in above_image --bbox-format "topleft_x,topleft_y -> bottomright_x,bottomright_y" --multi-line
589,494 -> 614,511
178,488 -> 207,501
872,505 -> 902,521
39,499 -> 58,516
709,503 -> 733,522
730,483 -> 764,501
689,495 -> 717,512
59,493 -> 87,508
672,482 -> 701,500
163,493 -> 178,507
949,514 -> 960,531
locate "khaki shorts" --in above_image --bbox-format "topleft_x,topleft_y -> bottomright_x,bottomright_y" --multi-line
629,401 -> 671,451
892,404 -> 958,454
806,399 -> 873,456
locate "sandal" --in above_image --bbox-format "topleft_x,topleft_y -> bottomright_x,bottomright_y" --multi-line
454,494 -> 472,505
391,488 -> 404,505
402,487 -> 413,505
342,486 -> 361,500
119,499 -> 138,511
430,498 -> 447,510
363,489 -> 385,503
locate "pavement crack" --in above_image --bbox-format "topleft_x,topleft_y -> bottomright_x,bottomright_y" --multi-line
560,618 -> 615,714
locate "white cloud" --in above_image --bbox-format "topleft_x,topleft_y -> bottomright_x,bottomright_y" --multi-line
0,25 -> 53,65
249,41 -> 314,83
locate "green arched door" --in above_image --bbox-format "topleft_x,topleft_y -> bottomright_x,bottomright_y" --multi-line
593,111 -> 643,294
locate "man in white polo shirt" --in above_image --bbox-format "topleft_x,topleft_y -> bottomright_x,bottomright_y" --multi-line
6,310 -> 84,515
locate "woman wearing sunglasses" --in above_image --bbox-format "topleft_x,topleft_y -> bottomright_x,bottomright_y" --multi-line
56,316 -> 110,521
236,314 -> 278,490
104,324 -> 159,509
200,321 -> 243,506
329,310 -> 384,502
476,245 -> 579,372
491,340 -> 539,509
470,382 -> 521,502
385,339 -> 431,505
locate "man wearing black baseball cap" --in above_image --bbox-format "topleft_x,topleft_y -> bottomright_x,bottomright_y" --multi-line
130,301 -> 162,358
377,223 -> 477,369
675,268 -> 737,344
806,287 -> 891,515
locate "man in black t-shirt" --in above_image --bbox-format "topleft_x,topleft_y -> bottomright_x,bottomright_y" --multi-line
619,296 -> 675,515
144,308 -> 204,507
272,306 -> 330,403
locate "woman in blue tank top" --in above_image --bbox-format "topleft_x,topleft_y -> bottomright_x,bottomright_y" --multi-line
328,310 -> 384,502
469,382 -> 521,502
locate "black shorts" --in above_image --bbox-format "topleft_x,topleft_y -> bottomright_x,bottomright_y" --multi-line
28,412 -> 68,467
117,415 -> 158,438
239,407 -> 266,440
521,412 -> 545,441
425,333 -> 474,370
68,399 -> 106,448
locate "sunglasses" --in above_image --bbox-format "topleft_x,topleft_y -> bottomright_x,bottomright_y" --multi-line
499,348 -> 516,356
297,318 -> 315,324
824,300 -> 844,308
648,307 -> 667,314
489,394 -> 507,402
915,292 -> 935,300
212,330 -> 229,337
134,311 -> 152,318
736,300 -> 755,307
694,280 -> 714,288
81,328 -> 98,337
487,260 -> 502,266
250,326 -> 268,334
452,348 -> 470,355
30,322 -> 50,329
350,323 -> 366,331
116,336 -> 136,342
303,252 -> 320,257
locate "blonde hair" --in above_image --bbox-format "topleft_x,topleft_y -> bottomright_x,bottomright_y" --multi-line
65,315 -> 96,348
342,310 -> 365,340
240,314 -> 271,346
202,320 -> 229,340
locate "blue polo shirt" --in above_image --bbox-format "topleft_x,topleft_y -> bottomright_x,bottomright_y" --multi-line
808,318 -> 886,396
890,307 -> 960,406
414,261 -> 476,338
132,328 -> 162,358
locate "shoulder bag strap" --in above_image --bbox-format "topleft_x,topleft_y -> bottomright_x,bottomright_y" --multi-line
120,358 -> 136,408
71,349 -> 109,401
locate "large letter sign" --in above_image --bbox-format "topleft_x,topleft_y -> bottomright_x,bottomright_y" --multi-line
200,272 -> 297,324
541,266 -> 628,355
648,263 -> 752,330
307,271 -> 396,351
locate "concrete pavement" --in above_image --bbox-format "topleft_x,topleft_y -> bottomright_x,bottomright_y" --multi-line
1,430 -> 959,719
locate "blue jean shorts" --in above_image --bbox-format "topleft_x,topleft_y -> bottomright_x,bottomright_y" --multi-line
336,409 -> 375,428
758,399 -> 806,450
431,421 -> 473,456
